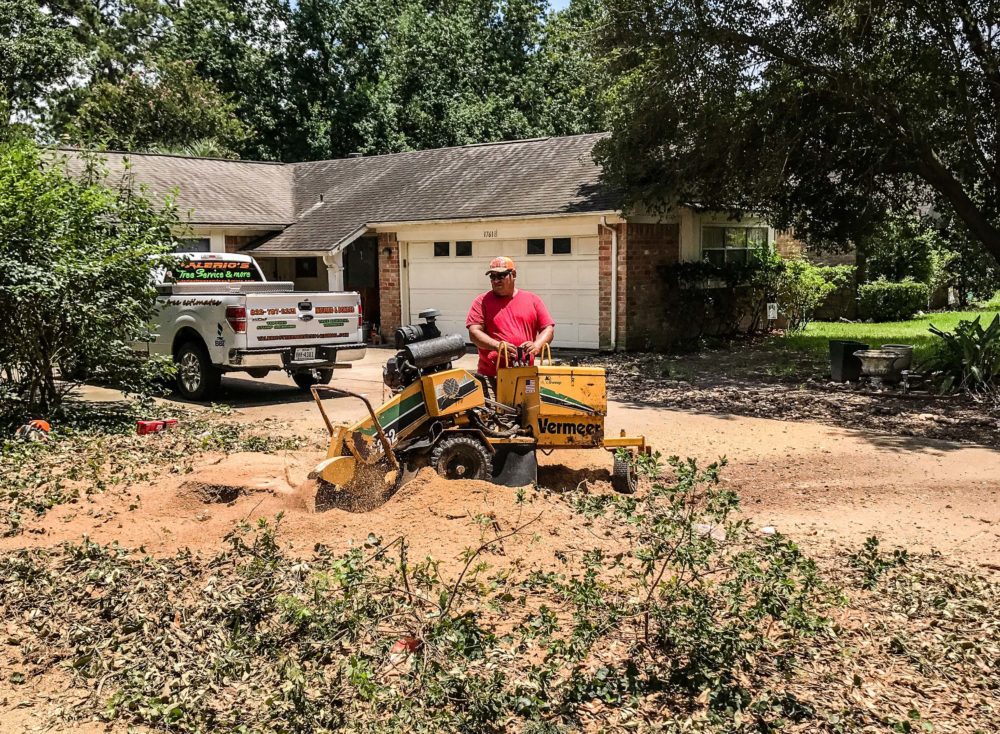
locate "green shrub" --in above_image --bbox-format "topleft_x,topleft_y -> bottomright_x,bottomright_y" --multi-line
858,279 -> 929,321
977,290 -> 1000,311
776,258 -> 837,331
0,139 -> 178,420
925,314 -> 1000,393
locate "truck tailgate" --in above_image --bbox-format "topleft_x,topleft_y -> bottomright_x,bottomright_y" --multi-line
245,292 -> 362,348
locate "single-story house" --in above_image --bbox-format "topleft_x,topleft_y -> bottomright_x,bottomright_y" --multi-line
70,133 -> 774,351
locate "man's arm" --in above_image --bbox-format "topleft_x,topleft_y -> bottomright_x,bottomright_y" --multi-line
468,323 -> 502,352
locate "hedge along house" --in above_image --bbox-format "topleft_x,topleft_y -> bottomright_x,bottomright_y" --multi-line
76,134 -> 774,351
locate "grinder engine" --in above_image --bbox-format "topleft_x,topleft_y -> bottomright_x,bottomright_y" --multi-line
382,309 -> 467,391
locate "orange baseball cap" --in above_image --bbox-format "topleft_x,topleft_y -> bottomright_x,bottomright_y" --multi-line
485,256 -> 516,274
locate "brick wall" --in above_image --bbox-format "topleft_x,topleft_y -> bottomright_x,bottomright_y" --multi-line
623,222 -> 680,351
225,235 -> 259,253
378,232 -> 402,337
598,225 -> 613,350
774,229 -> 804,259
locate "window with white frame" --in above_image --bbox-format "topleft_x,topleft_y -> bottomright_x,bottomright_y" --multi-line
701,226 -> 768,266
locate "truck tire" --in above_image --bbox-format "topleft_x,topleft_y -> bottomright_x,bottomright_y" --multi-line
292,369 -> 333,391
175,341 -> 222,401
431,434 -> 492,481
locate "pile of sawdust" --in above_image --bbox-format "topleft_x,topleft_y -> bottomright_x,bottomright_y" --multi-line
0,444 -> 626,564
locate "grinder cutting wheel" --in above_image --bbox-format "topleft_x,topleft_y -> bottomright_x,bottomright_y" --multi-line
309,310 -> 648,507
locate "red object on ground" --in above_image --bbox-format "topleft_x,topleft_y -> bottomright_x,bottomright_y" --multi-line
136,419 -> 179,435
389,636 -> 423,656
15,419 -> 52,441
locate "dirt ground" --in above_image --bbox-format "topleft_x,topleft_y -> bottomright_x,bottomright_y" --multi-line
3,349 -> 1000,732
7,347 -> 998,567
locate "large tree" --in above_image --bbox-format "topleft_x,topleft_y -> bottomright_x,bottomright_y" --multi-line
593,0 -> 1000,263
0,0 -> 78,127
70,60 -> 249,156
159,0 -> 292,160
15,0 -> 605,160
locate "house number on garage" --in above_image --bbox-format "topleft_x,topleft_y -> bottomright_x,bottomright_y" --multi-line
483,230 -> 498,238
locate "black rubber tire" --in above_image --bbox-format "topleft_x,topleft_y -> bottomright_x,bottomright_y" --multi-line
611,453 -> 637,494
431,434 -> 492,481
293,369 -> 334,391
246,368 -> 271,378
174,341 -> 222,401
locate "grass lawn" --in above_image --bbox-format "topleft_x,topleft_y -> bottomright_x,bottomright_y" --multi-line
775,310 -> 1000,366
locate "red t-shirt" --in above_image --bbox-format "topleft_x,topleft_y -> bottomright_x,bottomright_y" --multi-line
465,289 -> 555,376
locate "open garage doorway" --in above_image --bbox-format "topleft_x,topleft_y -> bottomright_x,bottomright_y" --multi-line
345,236 -> 380,337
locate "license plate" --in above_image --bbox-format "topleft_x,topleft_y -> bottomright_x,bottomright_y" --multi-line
295,347 -> 316,361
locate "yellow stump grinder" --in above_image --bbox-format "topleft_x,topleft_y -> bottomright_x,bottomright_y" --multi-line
310,310 -> 648,505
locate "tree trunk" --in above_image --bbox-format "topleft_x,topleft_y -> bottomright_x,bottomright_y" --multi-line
916,149 -> 1000,266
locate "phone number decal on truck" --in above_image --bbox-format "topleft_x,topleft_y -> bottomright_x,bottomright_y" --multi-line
250,307 -> 297,316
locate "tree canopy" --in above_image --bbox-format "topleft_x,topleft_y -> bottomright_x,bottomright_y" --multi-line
4,0 -> 605,161
593,0 -> 1000,264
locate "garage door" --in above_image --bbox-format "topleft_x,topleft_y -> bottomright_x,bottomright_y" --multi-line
406,237 -> 600,349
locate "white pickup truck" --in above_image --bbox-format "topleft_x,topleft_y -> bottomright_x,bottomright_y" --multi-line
146,252 -> 366,400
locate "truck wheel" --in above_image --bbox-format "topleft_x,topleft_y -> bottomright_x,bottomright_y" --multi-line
175,341 -> 221,401
246,368 -> 270,378
611,453 -> 637,494
431,435 -> 492,481
292,369 -> 333,391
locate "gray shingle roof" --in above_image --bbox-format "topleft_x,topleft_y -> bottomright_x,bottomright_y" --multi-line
61,133 -> 616,252
60,149 -> 294,227
252,133 -> 615,253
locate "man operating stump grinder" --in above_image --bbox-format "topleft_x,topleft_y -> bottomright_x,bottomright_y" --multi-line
308,255 -> 648,509
466,256 -> 555,399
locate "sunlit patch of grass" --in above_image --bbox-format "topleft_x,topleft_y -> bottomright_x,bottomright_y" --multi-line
775,311 -> 999,366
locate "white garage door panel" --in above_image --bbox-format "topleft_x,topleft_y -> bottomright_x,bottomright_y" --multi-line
407,237 -> 600,349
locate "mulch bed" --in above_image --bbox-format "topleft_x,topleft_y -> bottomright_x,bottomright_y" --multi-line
596,352 -> 1000,448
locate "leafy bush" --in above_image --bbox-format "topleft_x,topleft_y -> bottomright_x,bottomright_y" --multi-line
659,253 -> 844,343
775,258 -> 837,331
977,290 -> 1000,311
925,314 -> 1000,393
858,279 -> 929,321
0,139 -> 178,422
815,264 -> 855,290
861,212 -> 940,285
